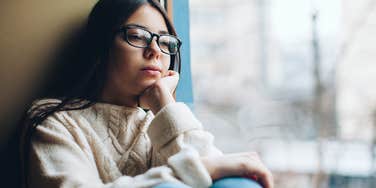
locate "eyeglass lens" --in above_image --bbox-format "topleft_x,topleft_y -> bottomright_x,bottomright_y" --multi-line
125,27 -> 180,55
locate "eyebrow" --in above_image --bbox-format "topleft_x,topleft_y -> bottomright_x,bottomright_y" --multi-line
126,23 -> 170,34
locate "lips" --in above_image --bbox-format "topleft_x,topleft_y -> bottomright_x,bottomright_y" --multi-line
141,65 -> 162,73
141,65 -> 162,76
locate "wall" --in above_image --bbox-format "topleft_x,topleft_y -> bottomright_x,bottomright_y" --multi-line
0,0 -> 97,186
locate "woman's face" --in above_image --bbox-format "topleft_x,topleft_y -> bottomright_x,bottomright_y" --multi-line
102,4 -> 171,103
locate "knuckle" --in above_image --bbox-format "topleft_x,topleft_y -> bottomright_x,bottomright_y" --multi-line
246,151 -> 259,158
261,167 -> 273,179
239,158 -> 250,171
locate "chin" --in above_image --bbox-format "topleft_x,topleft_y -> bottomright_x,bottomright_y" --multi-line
138,79 -> 158,90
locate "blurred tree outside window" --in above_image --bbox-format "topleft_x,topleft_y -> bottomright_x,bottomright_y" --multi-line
189,0 -> 376,187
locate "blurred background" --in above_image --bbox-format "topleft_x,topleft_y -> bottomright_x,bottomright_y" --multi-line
190,0 -> 376,187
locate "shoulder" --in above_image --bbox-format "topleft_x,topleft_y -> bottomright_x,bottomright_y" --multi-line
27,98 -> 62,116
27,98 -> 94,130
31,98 -> 62,106
29,99 -> 94,137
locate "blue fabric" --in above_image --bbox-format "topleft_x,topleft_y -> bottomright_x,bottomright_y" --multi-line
153,182 -> 191,188
153,177 -> 261,188
210,177 -> 262,188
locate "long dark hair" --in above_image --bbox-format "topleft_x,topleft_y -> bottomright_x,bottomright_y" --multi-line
20,0 -> 180,187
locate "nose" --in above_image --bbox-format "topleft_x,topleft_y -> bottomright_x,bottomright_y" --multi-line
144,36 -> 162,59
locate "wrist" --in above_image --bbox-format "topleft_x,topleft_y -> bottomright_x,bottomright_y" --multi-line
201,157 -> 218,180
149,84 -> 175,114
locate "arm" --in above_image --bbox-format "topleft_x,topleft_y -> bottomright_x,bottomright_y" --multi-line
147,102 -> 223,188
146,101 -> 273,188
148,102 -> 223,159
140,71 -> 222,156
139,71 -> 274,188
139,71 -> 222,187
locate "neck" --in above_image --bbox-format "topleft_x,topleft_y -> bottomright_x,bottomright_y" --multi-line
100,86 -> 139,108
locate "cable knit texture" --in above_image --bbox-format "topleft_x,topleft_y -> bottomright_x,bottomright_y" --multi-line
22,99 -> 223,188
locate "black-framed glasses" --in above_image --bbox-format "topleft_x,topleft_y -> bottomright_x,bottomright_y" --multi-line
118,25 -> 182,55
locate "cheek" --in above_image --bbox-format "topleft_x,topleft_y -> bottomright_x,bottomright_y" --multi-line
161,55 -> 171,75
111,41 -> 141,69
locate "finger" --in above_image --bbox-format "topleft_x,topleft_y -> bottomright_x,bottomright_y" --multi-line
251,167 -> 273,188
162,71 -> 179,88
259,170 -> 274,188
245,152 -> 264,167
242,160 -> 273,188
243,172 -> 271,188
167,70 -> 179,77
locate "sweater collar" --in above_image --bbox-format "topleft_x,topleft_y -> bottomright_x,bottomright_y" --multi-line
91,101 -> 154,128
93,101 -> 146,113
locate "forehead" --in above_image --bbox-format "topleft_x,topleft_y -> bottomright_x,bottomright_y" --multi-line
125,4 -> 168,34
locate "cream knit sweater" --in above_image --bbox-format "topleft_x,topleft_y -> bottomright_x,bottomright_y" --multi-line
24,99 -> 223,188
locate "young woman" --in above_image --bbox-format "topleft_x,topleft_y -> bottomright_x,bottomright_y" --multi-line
20,0 -> 273,188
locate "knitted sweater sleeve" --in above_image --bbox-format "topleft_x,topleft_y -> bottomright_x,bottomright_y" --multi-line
26,112 -> 185,188
147,102 -> 223,188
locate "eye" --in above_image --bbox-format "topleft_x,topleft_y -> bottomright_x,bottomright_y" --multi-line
159,40 -> 170,47
125,28 -> 151,47
126,28 -> 150,40
127,33 -> 146,41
